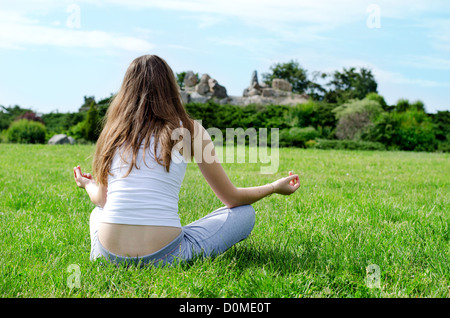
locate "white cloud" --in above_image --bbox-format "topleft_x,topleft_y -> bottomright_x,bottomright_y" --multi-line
0,23 -> 154,52
96,0 -> 450,54
0,8 -> 154,52
400,55 -> 450,71
104,0 -> 450,28
3,1 -> 449,53
106,0 -> 365,32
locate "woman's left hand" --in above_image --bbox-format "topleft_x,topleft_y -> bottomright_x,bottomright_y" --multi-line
271,171 -> 300,195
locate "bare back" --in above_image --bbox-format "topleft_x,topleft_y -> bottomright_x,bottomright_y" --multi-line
98,223 -> 182,257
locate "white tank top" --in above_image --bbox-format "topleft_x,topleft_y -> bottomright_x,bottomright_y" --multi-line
99,137 -> 187,227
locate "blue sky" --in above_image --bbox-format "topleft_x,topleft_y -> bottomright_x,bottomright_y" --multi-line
1,0 -> 449,114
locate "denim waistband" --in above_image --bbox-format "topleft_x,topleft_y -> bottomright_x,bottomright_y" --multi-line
97,230 -> 184,267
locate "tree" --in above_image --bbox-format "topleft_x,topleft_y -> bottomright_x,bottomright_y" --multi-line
430,110 -> 450,142
176,71 -> 186,90
394,98 -> 410,112
16,111 -> 44,124
394,98 -> 426,113
82,101 -> 100,142
305,71 -> 328,101
97,94 -> 114,118
430,110 -> 450,152
41,112 -> 86,134
262,60 -> 309,94
411,100 -> 425,112
324,67 -> 378,103
0,105 -> 33,130
79,96 -> 96,112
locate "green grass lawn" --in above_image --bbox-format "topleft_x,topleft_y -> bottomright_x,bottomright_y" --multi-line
0,143 -> 449,298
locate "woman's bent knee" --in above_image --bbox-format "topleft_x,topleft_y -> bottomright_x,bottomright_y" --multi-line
230,204 -> 255,237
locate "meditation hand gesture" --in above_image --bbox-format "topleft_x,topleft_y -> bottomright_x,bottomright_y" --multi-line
73,165 -> 95,189
271,171 -> 300,195
73,165 -> 107,208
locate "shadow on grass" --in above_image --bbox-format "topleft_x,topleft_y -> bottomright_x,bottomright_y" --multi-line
224,244 -> 320,274
176,240 -> 320,275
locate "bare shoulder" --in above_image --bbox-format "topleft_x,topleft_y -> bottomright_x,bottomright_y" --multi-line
192,120 -> 212,142
192,119 -> 205,134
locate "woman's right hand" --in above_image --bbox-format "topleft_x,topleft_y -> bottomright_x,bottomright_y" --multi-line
73,165 -> 95,189
271,171 -> 300,195
73,165 -> 108,208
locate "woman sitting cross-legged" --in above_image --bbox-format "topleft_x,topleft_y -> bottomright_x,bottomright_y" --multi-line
73,54 -> 300,267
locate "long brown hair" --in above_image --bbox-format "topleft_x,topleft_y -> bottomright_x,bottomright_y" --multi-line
92,54 -> 194,186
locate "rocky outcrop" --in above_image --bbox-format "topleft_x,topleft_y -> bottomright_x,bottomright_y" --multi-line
271,78 -> 292,92
179,70 -> 308,106
183,71 -> 198,88
181,71 -> 228,103
238,71 -> 308,105
208,78 -> 227,99
243,70 -> 265,97
195,74 -> 211,95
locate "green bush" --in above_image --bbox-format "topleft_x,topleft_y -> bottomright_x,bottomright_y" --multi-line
364,110 -> 436,151
280,126 -> 319,147
397,111 -> 436,151
67,121 -> 87,142
314,139 -> 386,150
309,101 -> 338,136
333,98 -> 383,121
304,139 -> 317,148
185,101 -> 291,133
7,119 -> 46,144
332,97 -> 383,141
285,100 -> 315,127
437,141 -> 450,153
186,102 -> 247,132
394,98 -> 426,113
0,129 -> 6,143
42,111 -> 86,135
335,112 -> 371,140
365,92 -> 388,110
430,110 -> 450,143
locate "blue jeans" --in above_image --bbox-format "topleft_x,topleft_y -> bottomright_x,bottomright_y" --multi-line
90,205 -> 255,267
